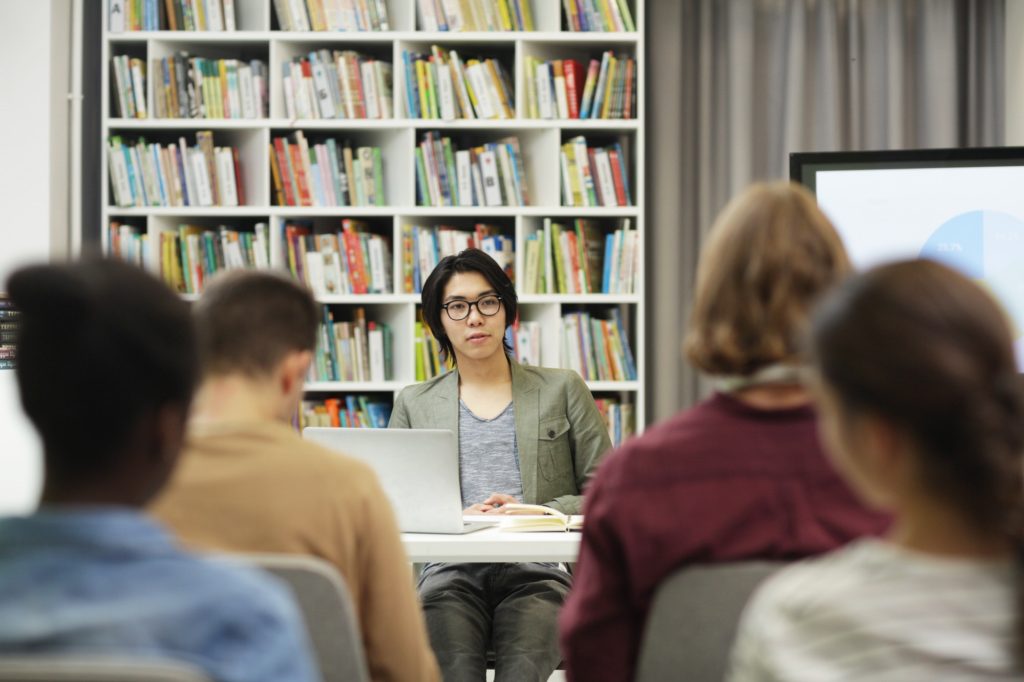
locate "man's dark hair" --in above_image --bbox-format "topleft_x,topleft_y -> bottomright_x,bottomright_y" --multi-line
7,259 -> 198,483
193,270 -> 319,377
420,248 -> 517,363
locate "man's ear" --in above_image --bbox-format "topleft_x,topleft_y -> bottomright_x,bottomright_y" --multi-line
153,403 -> 188,469
279,350 -> 313,396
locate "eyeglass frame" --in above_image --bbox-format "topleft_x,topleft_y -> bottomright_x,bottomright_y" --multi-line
441,294 -> 504,321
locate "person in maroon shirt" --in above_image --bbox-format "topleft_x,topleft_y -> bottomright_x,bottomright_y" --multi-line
559,182 -> 891,682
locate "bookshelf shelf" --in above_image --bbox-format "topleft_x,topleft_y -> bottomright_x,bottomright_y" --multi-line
304,381 -> 406,392
586,381 -> 640,392
102,0 -> 645,437
111,31 -> 641,43
517,294 -> 640,304
316,293 -> 418,304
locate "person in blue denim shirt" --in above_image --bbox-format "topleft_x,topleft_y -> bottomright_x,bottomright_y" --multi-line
0,259 -> 319,682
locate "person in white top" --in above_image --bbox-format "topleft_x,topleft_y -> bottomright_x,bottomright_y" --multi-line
729,259 -> 1024,681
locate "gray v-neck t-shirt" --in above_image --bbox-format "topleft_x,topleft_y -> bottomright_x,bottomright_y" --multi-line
458,400 -> 523,508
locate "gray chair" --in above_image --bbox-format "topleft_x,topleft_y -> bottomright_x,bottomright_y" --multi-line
242,554 -> 370,682
635,561 -> 785,682
0,657 -> 211,681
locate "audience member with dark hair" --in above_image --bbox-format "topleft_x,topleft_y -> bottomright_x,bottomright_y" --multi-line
0,259 -> 318,682
390,248 -> 611,682
150,269 -> 439,682
560,182 -> 890,680
730,259 -> 1024,680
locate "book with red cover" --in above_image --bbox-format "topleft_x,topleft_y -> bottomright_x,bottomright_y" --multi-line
345,56 -> 366,118
608,147 -> 629,206
285,223 -> 312,282
566,230 -> 581,294
288,142 -> 313,206
623,58 -> 635,120
324,398 -> 342,427
272,138 -> 297,206
342,223 -> 369,294
563,59 -> 584,119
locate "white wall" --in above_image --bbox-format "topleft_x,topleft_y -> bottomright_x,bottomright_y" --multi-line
1007,2 -> 1024,145
0,0 -> 74,514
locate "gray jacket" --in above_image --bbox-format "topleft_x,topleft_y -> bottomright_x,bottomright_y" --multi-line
389,361 -> 612,515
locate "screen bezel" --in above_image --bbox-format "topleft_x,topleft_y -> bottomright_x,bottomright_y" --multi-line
790,147 -> 1024,192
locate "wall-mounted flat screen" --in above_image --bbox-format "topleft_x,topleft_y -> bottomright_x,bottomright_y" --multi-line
791,147 -> 1024,362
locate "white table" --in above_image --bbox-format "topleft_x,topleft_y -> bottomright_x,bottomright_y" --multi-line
402,525 -> 582,563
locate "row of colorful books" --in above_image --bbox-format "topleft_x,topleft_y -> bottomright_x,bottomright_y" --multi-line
560,136 -> 632,207
274,0 -> 391,31
286,220 -> 393,295
402,48 -> 514,120
110,0 -> 633,33
595,398 -> 634,447
283,51 -> 393,120
562,0 -> 635,32
417,0 -> 534,31
1,298 -> 19,370
270,133 -> 385,207
149,54 -> 269,120
402,223 -> 513,293
414,320 -> 451,380
311,306 -> 393,382
298,396 -> 393,430
521,218 -> 638,295
416,132 -> 528,207
561,308 -> 636,382
110,0 -> 238,31
299,395 -> 628,439
160,223 -> 272,294
108,132 -> 245,207
108,221 -> 149,268
111,55 -> 147,119
524,51 -> 635,120
122,51 -> 631,122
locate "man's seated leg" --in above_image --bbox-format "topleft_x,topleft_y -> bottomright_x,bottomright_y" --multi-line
490,563 -> 570,682
419,563 -> 491,682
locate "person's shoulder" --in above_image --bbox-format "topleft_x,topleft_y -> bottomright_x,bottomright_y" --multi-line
395,372 -> 453,402
611,394 -> 748,459
292,438 -> 381,488
156,550 -> 300,622
516,364 -> 586,392
159,554 -> 317,679
745,540 -> 878,622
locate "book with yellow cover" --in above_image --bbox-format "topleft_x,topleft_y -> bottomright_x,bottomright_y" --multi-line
497,503 -> 584,532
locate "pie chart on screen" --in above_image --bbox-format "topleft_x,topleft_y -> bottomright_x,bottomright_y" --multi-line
919,209 -> 1024,360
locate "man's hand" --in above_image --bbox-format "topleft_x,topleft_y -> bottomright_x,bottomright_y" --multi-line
463,492 -> 519,515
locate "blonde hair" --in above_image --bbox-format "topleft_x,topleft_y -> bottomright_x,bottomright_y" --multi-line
683,181 -> 851,376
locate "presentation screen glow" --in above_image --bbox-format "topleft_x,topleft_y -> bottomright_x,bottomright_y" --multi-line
812,163 -> 1024,363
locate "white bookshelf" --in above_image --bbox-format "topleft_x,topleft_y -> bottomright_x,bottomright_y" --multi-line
101,0 -> 645,433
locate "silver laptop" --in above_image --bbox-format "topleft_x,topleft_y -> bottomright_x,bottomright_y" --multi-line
303,427 -> 493,534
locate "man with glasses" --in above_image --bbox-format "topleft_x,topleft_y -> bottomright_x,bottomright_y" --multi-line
390,248 -> 611,682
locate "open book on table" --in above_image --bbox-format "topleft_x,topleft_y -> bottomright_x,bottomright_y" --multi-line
496,503 -> 584,532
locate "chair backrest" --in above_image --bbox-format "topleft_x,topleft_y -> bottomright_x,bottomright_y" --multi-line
635,561 -> 785,682
241,553 -> 370,682
0,657 -> 211,682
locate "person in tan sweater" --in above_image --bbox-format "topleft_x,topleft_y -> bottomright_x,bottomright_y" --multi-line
149,270 -> 439,682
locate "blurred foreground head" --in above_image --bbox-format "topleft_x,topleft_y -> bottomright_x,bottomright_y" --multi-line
7,259 -> 198,505
685,181 -> 850,376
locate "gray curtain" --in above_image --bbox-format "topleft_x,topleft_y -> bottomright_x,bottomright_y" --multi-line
646,0 -> 1004,423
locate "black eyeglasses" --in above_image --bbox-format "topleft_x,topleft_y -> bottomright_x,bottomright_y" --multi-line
442,295 -> 503,321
